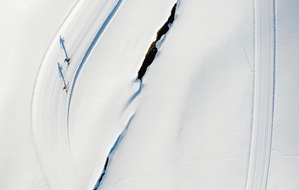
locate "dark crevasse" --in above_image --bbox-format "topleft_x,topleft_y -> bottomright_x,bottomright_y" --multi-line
137,3 -> 177,81
93,3 -> 178,190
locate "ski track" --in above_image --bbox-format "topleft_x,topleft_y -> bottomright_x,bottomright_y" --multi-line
67,0 -> 123,128
30,1 -> 81,189
246,0 -> 276,189
31,0 -> 122,189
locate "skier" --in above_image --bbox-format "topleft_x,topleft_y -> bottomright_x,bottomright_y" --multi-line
64,57 -> 71,65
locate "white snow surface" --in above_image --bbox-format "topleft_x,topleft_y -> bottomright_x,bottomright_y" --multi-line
0,0 -> 299,190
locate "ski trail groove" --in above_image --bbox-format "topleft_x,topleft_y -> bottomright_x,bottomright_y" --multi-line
67,0 -> 123,128
30,1 -> 80,189
31,0 -> 122,189
246,0 -> 276,189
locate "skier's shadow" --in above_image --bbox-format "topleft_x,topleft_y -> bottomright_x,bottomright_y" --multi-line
59,35 -> 69,58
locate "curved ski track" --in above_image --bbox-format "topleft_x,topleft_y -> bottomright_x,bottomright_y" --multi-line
31,0 -> 122,189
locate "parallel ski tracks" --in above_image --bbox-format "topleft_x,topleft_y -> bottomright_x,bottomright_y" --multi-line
31,0 -> 121,189
246,0 -> 276,189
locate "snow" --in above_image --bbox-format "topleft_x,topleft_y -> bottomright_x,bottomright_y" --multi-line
98,1 -> 254,189
69,1 -> 181,188
267,0 -> 299,189
0,0 -> 76,189
0,0 -> 299,189
246,0 -> 275,189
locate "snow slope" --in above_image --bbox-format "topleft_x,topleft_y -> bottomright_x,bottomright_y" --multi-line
0,0 -> 76,189
31,0 -> 123,189
267,0 -> 299,189
1,0 -> 299,189
69,1 -> 181,189
78,0 -> 255,189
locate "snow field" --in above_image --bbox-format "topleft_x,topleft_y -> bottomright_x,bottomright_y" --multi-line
1,0 -> 299,189
90,0 -> 255,189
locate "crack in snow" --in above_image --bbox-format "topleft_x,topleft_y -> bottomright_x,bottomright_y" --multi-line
93,115 -> 134,190
137,3 -> 177,81
93,2 -> 179,189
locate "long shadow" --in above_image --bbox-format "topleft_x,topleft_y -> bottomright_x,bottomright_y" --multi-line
59,35 -> 69,59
